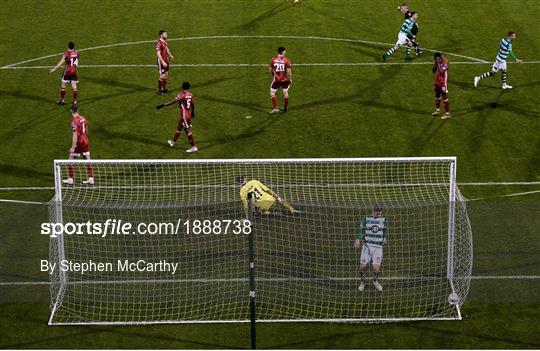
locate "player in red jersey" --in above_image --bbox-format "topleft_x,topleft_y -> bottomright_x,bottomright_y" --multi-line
268,47 -> 292,115
49,41 -> 80,105
432,52 -> 450,119
156,82 -> 198,153
62,104 -> 94,185
155,30 -> 174,95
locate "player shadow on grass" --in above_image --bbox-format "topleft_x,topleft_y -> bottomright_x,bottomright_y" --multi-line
77,76 -> 156,106
401,323 -> 540,348
234,1 -> 290,31
473,259 -> 540,275
346,42 -> 420,62
407,118 -> 446,154
0,89 -> 57,105
83,76 -> 155,92
93,127 -> 165,148
197,117 -> 280,152
1,329 -> 100,349
101,328 -> 238,349
289,93 -> 363,111
192,76 -> 236,89
269,329 -> 385,349
450,91 -> 540,119
198,94 -> 268,112
0,163 -> 52,181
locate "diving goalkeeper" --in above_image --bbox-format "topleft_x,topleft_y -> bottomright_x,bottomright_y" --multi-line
236,176 -> 298,215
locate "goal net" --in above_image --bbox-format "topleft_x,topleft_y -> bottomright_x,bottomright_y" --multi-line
48,158 -> 472,324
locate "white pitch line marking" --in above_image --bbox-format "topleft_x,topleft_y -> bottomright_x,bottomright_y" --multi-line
0,199 -> 46,205
0,35 -> 493,70
501,190 -> 540,197
1,275 -> 538,286
2,61 -> 540,70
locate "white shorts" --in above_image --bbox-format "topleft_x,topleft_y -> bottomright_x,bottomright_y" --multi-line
360,244 -> 383,266
492,61 -> 507,72
395,32 -> 410,47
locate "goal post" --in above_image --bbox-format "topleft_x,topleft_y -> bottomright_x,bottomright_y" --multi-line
48,157 -> 473,325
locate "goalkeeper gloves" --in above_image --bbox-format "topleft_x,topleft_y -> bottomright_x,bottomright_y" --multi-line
156,104 -> 165,110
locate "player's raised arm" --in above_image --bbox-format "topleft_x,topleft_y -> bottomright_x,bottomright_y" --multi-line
49,56 -> 65,74
156,98 -> 177,110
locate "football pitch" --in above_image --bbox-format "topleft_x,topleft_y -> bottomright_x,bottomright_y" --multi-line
0,0 -> 539,349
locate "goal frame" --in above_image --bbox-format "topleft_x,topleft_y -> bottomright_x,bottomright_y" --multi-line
50,157 -> 463,325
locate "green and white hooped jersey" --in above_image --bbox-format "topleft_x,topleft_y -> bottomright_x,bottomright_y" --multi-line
400,18 -> 415,35
356,216 -> 387,248
496,38 -> 512,63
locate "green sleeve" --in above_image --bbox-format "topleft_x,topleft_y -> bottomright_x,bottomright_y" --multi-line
355,217 -> 366,239
383,218 -> 388,238
509,50 -> 517,60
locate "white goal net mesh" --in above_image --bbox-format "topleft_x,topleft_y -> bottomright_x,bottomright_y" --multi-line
48,158 -> 472,324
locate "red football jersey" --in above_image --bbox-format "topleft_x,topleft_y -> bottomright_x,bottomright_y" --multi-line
71,114 -> 89,147
63,49 -> 79,75
175,91 -> 194,118
434,58 -> 449,86
155,38 -> 169,62
269,55 -> 291,82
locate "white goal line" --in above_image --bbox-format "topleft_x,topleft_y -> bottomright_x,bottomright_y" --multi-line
1,275 -> 538,286
2,61 -> 540,70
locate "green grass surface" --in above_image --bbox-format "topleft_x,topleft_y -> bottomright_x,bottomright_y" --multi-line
0,0 -> 539,348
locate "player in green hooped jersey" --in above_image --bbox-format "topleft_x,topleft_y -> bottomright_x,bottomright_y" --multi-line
354,204 -> 388,292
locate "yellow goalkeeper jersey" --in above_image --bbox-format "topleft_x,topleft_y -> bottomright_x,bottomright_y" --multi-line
239,179 -> 275,214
